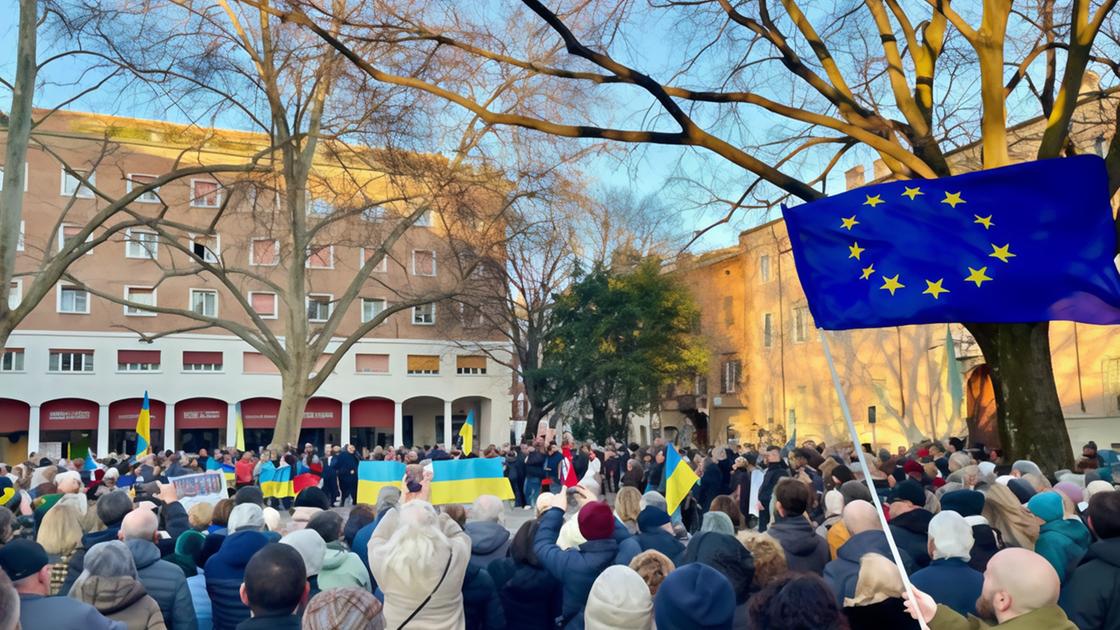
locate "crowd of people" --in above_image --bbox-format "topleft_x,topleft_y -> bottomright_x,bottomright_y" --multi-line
0,435 -> 1114,629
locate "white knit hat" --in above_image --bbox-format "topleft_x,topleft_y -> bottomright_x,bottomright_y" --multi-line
584,565 -> 653,630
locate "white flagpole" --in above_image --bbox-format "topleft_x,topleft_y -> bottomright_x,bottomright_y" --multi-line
818,328 -> 929,629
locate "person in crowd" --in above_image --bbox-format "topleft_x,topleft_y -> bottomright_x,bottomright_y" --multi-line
888,479 -> 934,568
701,511 -> 736,536
749,573 -> 849,630
233,487 -> 264,508
824,500 -> 915,606
0,538 -> 122,629
614,487 -> 641,535
36,502 -> 83,594
204,520 -> 269,630
237,544 -> 307,630
187,504 -> 213,533
841,553 -> 919,629
828,480 -> 874,559
1027,491 -> 1090,583
653,562 -> 736,630
622,459 -> 645,491
305,511 -> 370,592
709,495 -> 744,531
523,443 -> 547,508
464,495 -> 512,571
817,489 -> 845,537
767,479 -> 830,574
342,505 -> 376,549
489,520 -> 562,630
1060,490 -> 1120,628
69,540 -> 166,630
939,489 -> 1002,571
910,510 -> 984,616
983,483 -> 1040,550
907,547 -> 1078,629
441,505 -> 505,630
737,532 -> 788,594
120,509 -> 197,630
615,505 -> 685,565
680,529 -> 754,628
584,565 -> 653,630
757,446 -> 789,533
289,488 -> 330,532
0,570 -> 18,630
534,493 -> 621,628
166,531 -> 210,630
628,550 -> 674,597
278,530 -> 325,602
334,445 -> 360,508
209,499 -> 233,536
301,586 -> 385,630
696,457 -> 724,514
60,489 -> 136,595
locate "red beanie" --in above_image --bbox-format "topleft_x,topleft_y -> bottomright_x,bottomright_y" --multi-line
903,459 -> 924,475
577,501 -> 614,541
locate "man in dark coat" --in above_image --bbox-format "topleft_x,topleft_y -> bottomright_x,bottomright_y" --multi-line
757,446 -> 790,533
206,529 -> 270,630
910,510 -> 984,616
334,444 -> 360,507
321,445 -> 339,507
614,506 -> 686,566
505,446 -> 526,507
887,479 -> 934,568
236,543 -> 306,630
939,489 -> 1002,571
523,443 -> 547,507
1061,490 -> 1120,629
121,509 -> 197,630
824,500 -> 915,605
766,478 -> 830,575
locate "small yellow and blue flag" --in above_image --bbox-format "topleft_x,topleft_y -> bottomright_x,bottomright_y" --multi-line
664,443 -> 698,515
234,402 -> 246,452
458,409 -> 475,456
430,457 -> 513,505
357,461 -> 406,504
135,391 -> 151,458
83,449 -> 97,472
259,461 -> 294,499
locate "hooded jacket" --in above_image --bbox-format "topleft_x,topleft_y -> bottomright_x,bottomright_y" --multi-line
488,556 -> 563,630
911,558 -> 984,617
72,575 -> 167,630
534,507 -> 620,629
966,518 -> 1003,572
60,527 -> 122,596
889,508 -> 934,568
203,531 -> 269,630
1060,537 -> 1120,629
464,521 -> 512,570
824,530 -> 915,606
1035,518 -> 1091,584
679,532 -> 754,629
317,541 -> 373,592
463,563 -> 506,630
767,515 -> 831,575
125,539 -> 197,630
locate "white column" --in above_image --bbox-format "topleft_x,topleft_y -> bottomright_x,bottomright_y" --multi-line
443,399 -> 453,449
164,403 -> 176,453
96,404 -> 109,457
227,402 -> 238,449
393,401 -> 403,448
340,401 -> 351,447
27,405 -> 40,458
479,398 -> 494,447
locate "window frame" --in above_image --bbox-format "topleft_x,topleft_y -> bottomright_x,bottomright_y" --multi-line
60,167 -> 96,199
189,288 -> 219,318
248,291 -> 279,320
249,238 -> 280,267
56,284 -> 90,315
189,233 -> 221,263
762,313 -> 773,349
355,353 -> 390,374
49,350 -> 95,373
721,359 -> 742,394
124,228 -> 160,260
126,173 -> 162,204
359,247 -> 389,273
190,179 -> 222,208
412,249 -> 437,277
57,224 -> 93,256
123,285 -> 158,317
0,349 -> 25,372
306,293 -> 334,323
792,305 -> 809,343
0,163 -> 30,193
759,254 -> 771,283
361,297 -> 387,323
8,279 -> 21,311
117,360 -> 161,373
412,303 -> 436,326
414,209 -> 433,227
306,244 -> 335,270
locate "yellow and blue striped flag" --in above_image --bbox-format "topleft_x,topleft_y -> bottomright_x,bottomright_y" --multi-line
430,457 -> 513,505
664,443 -> 698,514
135,391 -> 151,458
259,461 -> 294,499
357,461 -> 406,505
458,409 -> 475,456
206,458 -> 236,485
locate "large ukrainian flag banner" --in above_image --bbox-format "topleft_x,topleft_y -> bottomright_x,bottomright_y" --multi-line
259,461 -> 294,499
430,458 -> 513,505
357,461 -> 406,505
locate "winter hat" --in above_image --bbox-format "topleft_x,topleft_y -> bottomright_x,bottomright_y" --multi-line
228,503 -> 266,532
636,506 -> 671,533
0,478 -> 17,510
1027,491 -> 1063,523
1008,478 -> 1037,504
1054,482 -> 1084,506
903,460 -> 924,476
168,530 -> 206,578
294,486 -> 331,510
55,470 -> 82,491
654,563 -> 736,630
927,510 -> 974,561
939,490 -> 984,518
303,586 -> 385,630
700,511 -> 735,536
1085,480 -> 1116,502
233,486 -> 264,507
639,491 -> 668,512
823,490 -> 844,518
584,565 -> 654,630
0,539 -> 49,581
578,501 -> 615,541
1012,460 -> 1043,478
280,529 -> 326,577
679,532 -> 755,605
889,479 -> 925,506
839,479 -> 873,505
978,461 -> 996,479
261,507 -> 282,532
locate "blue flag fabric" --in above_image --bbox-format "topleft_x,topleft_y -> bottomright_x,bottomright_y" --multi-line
782,156 -> 1120,330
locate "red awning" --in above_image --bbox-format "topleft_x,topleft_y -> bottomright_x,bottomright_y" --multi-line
0,399 -> 29,433
302,398 -> 340,429
240,398 -> 280,428
108,398 -> 166,430
351,398 -> 393,428
183,351 -> 222,364
175,398 -> 226,429
118,350 -> 160,364
40,399 -> 98,430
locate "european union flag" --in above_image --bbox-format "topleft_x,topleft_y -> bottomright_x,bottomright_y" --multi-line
783,156 -> 1120,330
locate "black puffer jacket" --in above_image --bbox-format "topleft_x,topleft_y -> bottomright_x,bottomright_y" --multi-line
488,557 -> 563,630
1060,537 -> 1120,630
889,508 -> 933,568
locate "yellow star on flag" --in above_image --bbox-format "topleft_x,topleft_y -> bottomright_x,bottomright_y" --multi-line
860,264 -> 875,280
965,266 -> 992,287
840,215 -> 859,230
848,242 -> 865,260
880,274 -> 905,295
974,214 -> 994,230
863,194 -> 884,207
989,243 -> 1016,263
941,191 -> 965,208
901,186 -> 923,200
922,279 -> 950,299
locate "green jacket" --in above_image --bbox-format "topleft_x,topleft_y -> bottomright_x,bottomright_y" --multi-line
929,604 -> 1078,630
317,542 -> 372,592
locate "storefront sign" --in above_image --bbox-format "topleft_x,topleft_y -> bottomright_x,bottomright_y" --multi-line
181,410 -> 222,420
48,410 -> 92,422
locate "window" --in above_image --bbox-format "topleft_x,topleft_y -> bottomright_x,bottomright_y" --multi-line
127,174 -> 161,203
460,303 -> 484,328
250,238 -> 279,266
117,350 -> 160,372
763,313 -> 773,348
191,179 -> 222,208
125,229 -> 159,259
360,248 -> 388,273
456,355 -> 487,375
0,164 -> 29,192
183,351 -> 223,372
412,250 -> 436,276
362,205 -> 387,222
57,286 -> 90,314
307,294 -> 333,322
49,349 -> 94,372
60,168 -> 95,198
412,303 -> 435,325
124,286 -> 157,316
306,245 -> 334,269
190,289 -> 218,317
694,374 -> 708,396
721,359 -> 741,394
356,353 -> 390,374
361,298 -> 386,323
243,352 -> 279,374
723,296 -> 734,326
406,354 -> 440,375
760,254 -> 771,282
307,195 -> 332,216
792,305 -> 809,343
415,209 -> 433,227
190,234 -> 220,263
57,224 -> 92,255
8,280 -> 20,311
249,291 -> 278,319
0,349 -> 24,372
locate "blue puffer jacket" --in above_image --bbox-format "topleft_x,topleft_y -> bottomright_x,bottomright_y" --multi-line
204,531 -> 268,630
463,563 -> 506,630
533,508 -> 619,630
1036,518 -> 1092,583
824,530 -> 915,606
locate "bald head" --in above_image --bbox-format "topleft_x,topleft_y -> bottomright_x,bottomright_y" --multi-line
980,548 -> 1060,623
842,500 -> 881,535
120,508 -> 159,542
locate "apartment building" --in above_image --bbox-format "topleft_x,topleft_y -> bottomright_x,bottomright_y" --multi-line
0,110 -> 513,462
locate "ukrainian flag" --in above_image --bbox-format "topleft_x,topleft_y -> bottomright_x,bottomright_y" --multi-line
430,457 -> 513,505
259,461 -> 294,499
135,391 -> 151,458
357,461 -> 405,505
664,443 -> 698,514
206,458 -> 236,485
234,402 -> 245,452
458,409 -> 474,455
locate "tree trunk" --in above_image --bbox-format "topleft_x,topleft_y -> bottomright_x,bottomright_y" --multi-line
270,377 -> 309,450
967,321 -> 1074,472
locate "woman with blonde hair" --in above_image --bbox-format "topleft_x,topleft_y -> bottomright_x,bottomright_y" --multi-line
38,503 -> 83,594
628,549 -> 674,596
614,486 -> 641,534
982,483 -> 1040,550
738,531 -> 788,593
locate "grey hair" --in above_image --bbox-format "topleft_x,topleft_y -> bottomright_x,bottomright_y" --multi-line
1012,460 -> 1043,478
72,540 -> 138,595
639,491 -> 667,512
471,495 -> 504,524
